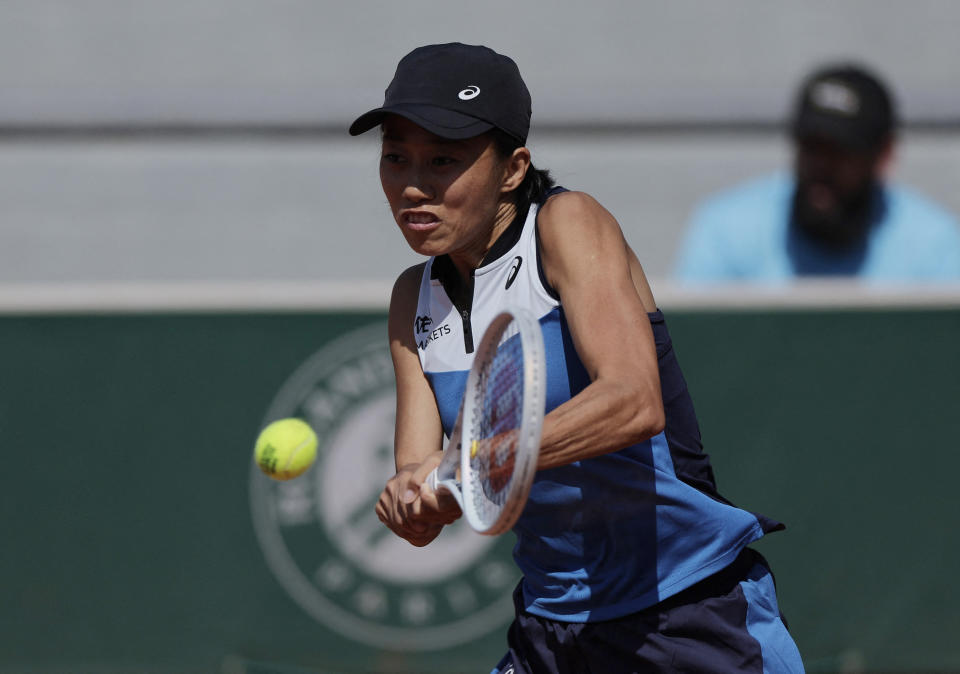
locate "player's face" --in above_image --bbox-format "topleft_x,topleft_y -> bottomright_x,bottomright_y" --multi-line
379,116 -> 512,265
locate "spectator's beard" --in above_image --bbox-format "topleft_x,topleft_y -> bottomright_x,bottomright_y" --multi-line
791,177 -> 878,248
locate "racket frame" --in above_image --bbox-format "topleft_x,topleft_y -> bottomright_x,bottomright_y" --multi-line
426,307 -> 546,535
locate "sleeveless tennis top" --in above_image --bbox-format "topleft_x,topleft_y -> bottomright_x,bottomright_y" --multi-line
414,190 -> 782,622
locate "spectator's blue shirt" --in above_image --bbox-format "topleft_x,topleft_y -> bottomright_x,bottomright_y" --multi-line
674,173 -> 960,283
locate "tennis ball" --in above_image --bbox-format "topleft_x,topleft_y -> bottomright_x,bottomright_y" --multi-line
254,418 -> 317,481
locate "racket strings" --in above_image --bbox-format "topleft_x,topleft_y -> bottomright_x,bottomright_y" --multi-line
470,332 -> 525,515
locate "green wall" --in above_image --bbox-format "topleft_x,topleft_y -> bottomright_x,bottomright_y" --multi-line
1,308 -> 958,673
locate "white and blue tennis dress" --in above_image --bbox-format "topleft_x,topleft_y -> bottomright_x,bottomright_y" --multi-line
414,191 -> 784,623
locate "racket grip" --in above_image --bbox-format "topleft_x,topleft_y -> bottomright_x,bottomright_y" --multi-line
425,465 -> 464,511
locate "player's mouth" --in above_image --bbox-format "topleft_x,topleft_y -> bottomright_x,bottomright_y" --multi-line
402,211 -> 441,232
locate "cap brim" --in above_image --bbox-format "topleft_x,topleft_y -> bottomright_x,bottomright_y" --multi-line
349,104 -> 494,139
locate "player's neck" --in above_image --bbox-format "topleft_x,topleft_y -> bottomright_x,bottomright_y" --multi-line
448,201 -> 518,282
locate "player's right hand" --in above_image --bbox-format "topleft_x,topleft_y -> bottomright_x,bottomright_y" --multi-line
375,458 -> 459,546
409,453 -> 463,520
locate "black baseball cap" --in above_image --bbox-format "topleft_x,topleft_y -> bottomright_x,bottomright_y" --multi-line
349,43 -> 531,144
791,63 -> 896,149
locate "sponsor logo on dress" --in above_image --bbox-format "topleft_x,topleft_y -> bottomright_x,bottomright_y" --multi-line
415,315 -> 433,333
250,321 -> 517,650
505,256 -> 523,290
416,314 -> 452,351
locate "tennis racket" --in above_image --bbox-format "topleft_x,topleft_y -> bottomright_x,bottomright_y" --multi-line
425,307 -> 546,535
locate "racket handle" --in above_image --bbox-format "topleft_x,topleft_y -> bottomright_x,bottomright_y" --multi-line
426,466 -> 440,491
425,466 -> 464,511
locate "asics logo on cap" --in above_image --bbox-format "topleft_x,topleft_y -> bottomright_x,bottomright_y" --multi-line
458,85 -> 481,101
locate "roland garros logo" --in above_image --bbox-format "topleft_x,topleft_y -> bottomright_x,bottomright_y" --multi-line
249,321 -> 517,651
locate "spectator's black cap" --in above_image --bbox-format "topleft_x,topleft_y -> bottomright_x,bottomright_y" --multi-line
349,43 -> 531,144
791,64 -> 896,150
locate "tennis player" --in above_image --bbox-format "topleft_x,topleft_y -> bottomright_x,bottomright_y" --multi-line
357,43 -> 804,673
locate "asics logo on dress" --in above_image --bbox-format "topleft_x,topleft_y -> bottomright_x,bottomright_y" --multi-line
505,256 -> 523,290
458,85 -> 481,100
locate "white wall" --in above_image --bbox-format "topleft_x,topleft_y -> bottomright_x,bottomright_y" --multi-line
3,1 -> 958,125
1,1 -> 958,284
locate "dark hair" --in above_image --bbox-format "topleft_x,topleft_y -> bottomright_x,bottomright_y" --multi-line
490,130 -> 556,215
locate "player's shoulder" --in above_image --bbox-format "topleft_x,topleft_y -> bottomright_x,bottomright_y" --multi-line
538,188 -> 596,214
537,189 -> 617,236
389,263 -> 427,317
393,261 -> 427,288
535,190 -> 629,270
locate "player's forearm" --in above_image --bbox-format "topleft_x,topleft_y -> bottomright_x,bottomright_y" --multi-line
536,377 -> 665,470
392,392 -> 444,471
394,442 -> 442,473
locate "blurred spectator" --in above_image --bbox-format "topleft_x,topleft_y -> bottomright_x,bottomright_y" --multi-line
674,63 -> 960,283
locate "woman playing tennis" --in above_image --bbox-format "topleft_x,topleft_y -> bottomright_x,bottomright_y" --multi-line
355,43 -> 804,673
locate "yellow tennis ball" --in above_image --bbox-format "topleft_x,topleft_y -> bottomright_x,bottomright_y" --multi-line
254,418 -> 317,481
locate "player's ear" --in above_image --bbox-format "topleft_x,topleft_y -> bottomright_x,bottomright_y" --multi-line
501,147 -> 531,194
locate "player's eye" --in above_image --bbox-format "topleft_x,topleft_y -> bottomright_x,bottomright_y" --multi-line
381,152 -> 403,163
432,156 -> 457,167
